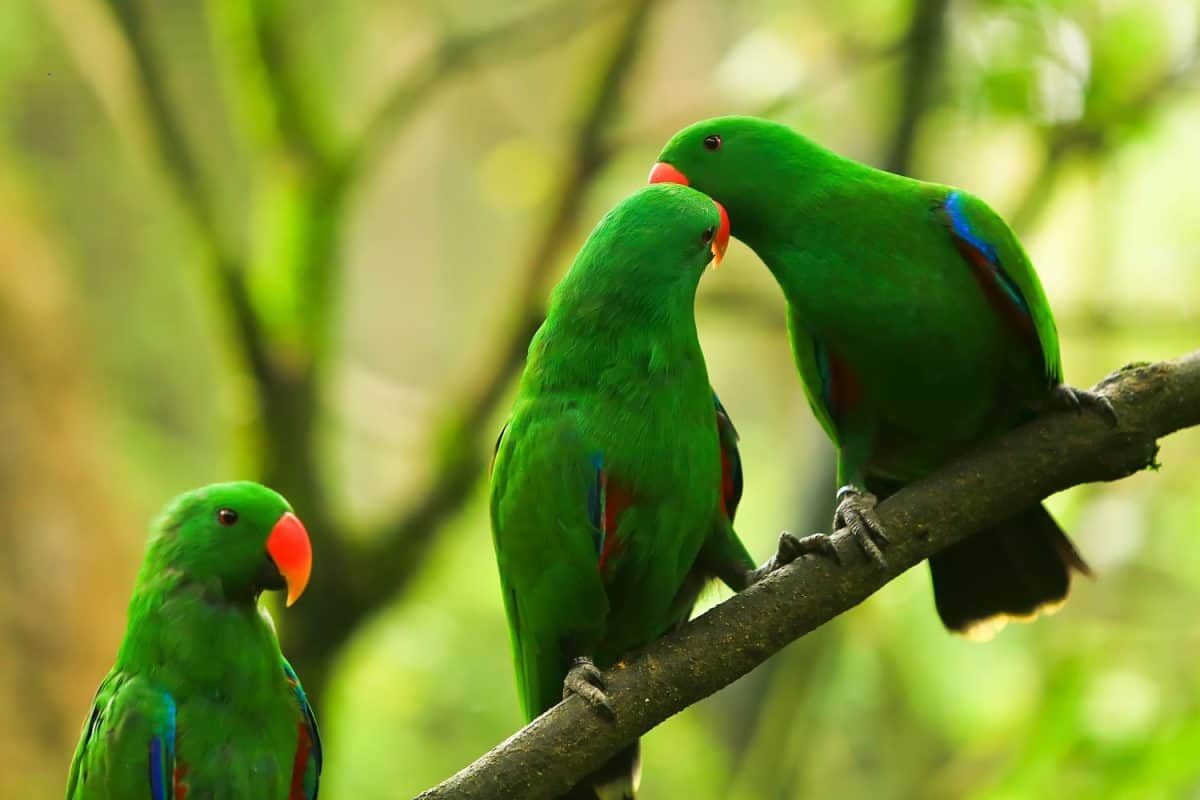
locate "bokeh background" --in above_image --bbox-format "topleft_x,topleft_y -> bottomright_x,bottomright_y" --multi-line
3,0 -> 1199,797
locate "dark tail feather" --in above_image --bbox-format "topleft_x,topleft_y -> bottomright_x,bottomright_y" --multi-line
559,741 -> 640,800
929,503 -> 1090,639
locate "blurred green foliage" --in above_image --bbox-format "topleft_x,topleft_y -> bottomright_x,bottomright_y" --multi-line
1,0 -> 1198,798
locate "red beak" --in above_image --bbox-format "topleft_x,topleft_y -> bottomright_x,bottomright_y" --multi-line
266,512 -> 312,607
712,200 -> 730,267
648,161 -> 689,186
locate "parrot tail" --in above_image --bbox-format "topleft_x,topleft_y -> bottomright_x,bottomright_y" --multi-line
929,503 -> 1091,640
559,741 -> 640,800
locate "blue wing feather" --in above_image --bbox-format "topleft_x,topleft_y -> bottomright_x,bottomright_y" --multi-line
938,189 -> 1063,382
147,692 -> 176,800
945,191 -> 1032,316
943,191 -> 1033,318
148,737 -> 165,800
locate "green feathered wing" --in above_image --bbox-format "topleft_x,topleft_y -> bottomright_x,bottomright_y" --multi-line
67,659 -> 321,799
940,189 -> 1062,384
491,409 -> 610,721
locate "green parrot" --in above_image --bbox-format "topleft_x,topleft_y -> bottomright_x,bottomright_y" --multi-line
66,481 -> 321,799
490,183 -> 824,799
650,116 -> 1113,638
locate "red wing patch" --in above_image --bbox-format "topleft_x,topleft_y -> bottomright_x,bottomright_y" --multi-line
599,474 -> 634,577
814,342 -> 861,421
949,236 -> 1039,348
713,394 -> 744,521
941,190 -> 1041,360
288,723 -> 313,800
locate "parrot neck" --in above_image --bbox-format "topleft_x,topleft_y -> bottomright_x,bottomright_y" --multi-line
526,285 -> 705,394
722,149 -> 918,333
731,146 -> 879,257
545,263 -> 702,345
115,569 -> 286,698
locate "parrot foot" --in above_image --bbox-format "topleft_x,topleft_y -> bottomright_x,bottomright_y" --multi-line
1050,384 -> 1118,426
746,531 -> 841,584
563,657 -> 615,719
834,485 -> 889,568
789,532 -> 843,565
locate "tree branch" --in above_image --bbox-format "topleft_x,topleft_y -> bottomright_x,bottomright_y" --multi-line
348,0 -> 659,614
100,0 -> 226,253
415,351 -> 1200,800
1009,50 -> 1200,232
882,0 -> 949,174
98,0 -> 276,391
243,0 -> 338,170
339,0 -> 619,192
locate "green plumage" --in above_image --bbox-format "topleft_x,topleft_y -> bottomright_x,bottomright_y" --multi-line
66,482 -> 320,799
655,116 -> 1089,637
491,184 -> 757,798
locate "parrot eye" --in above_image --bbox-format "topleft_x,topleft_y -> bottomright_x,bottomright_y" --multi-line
216,508 -> 239,527
703,134 -> 722,151
700,226 -> 715,245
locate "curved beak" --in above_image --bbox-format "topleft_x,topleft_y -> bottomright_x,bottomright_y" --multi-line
266,512 -> 312,607
711,200 -> 730,267
648,161 -> 689,186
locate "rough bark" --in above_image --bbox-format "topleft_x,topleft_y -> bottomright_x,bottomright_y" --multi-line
416,352 -> 1200,800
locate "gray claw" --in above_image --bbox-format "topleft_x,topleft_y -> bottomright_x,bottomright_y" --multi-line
1051,384 -> 1118,427
563,657 -> 614,719
834,485 -> 889,568
747,531 -> 842,584
781,531 -> 842,566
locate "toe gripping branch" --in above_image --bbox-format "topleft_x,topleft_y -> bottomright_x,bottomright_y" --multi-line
564,657 -> 614,719
1050,384 -> 1118,426
834,485 -> 890,568
746,531 -> 843,585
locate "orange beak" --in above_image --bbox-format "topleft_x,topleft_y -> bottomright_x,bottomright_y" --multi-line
266,512 -> 312,607
648,161 -> 689,186
711,199 -> 730,267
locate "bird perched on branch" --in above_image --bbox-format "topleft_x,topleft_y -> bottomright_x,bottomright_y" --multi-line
490,184 -> 820,799
66,481 -> 321,799
651,116 -> 1113,638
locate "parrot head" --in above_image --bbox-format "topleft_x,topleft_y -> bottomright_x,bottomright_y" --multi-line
577,183 -> 729,283
150,481 -> 313,607
650,115 -> 803,242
